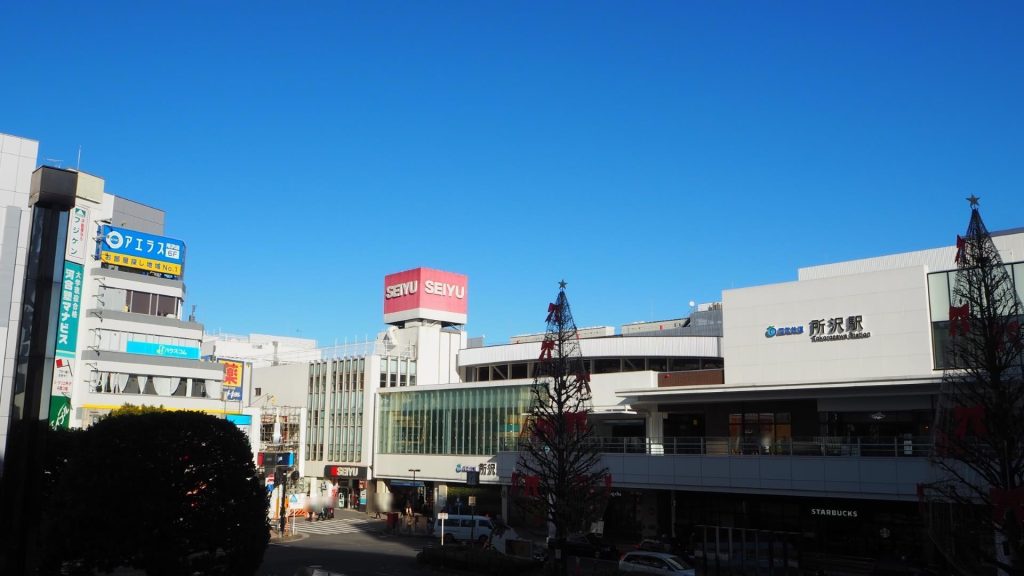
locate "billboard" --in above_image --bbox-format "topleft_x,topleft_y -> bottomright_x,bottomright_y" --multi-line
383,267 -> 468,325
220,359 -> 244,401
99,225 -> 186,277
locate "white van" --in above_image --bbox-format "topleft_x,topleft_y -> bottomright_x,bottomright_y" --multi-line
432,514 -> 494,543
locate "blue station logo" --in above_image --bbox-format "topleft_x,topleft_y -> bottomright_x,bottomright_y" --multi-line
765,325 -> 804,338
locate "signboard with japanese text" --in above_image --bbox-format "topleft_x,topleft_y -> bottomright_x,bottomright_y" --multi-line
126,341 -> 201,359
65,206 -> 90,264
49,261 -> 83,429
383,267 -> 468,325
220,359 -> 243,401
99,225 -> 186,277
56,262 -> 83,355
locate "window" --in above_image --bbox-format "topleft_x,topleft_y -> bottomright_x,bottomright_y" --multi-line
670,358 -> 700,371
593,358 -> 620,374
648,358 -> 667,372
509,363 -> 528,379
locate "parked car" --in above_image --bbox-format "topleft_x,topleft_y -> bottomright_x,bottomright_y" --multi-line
562,533 -> 619,560
634,538 -> 694,563
432,514 -> 494,543
619,551 -> 696,576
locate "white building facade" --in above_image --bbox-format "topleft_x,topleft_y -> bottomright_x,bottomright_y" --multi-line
0,133 -> 38,459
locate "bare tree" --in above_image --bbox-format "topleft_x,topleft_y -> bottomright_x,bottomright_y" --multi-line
923,197 -> 1024,575
512,282 -> 609,573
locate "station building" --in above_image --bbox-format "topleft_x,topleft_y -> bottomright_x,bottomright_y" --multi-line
251,226 -> 1023,572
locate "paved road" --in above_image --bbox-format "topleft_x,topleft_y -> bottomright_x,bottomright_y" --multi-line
257,510 -> 433,576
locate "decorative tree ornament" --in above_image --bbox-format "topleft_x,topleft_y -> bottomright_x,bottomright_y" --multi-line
924,197 -> 1024,573
514,280 -> 609,572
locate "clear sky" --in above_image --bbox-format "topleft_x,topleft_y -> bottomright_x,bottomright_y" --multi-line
2,2 -> 1022,347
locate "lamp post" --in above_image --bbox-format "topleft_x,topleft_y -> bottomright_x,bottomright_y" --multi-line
408,469 -> 421,516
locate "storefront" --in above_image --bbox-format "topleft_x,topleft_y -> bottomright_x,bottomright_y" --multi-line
671,492 -> 924,573
324,465 -> 368,512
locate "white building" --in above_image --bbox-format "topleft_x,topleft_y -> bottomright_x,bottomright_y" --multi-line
26,166 -> 228,428
0,133 -> 38,459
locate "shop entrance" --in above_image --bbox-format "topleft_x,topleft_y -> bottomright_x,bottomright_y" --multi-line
694,525 -> 801,575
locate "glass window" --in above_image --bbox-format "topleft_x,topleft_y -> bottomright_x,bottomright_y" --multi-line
670,358 -> 700,371
128,291 -> 151,314
509,363 -> 528,379
622,358 -> 645,372
1015,263 -> 1024,307
593,358 -> 620,374
648,358 -> 667,372
928,271 -> 951,322
155,295 -> 177,318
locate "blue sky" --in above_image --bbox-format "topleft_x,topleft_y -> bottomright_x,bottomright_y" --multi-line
3,2 -> 1022,346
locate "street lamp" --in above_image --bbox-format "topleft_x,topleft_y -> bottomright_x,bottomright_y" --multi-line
408,468 -> 420,483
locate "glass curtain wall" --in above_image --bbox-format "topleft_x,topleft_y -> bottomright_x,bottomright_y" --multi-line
927,261 -> 1024,368
378,385 -> 533,455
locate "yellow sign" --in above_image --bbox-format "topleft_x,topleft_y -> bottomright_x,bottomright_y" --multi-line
101,251 -> 182,275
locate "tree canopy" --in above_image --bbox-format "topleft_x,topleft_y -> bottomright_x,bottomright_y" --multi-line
40,410 -> 269,575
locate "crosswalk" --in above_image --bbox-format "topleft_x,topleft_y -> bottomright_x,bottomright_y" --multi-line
292,517 -> 376,536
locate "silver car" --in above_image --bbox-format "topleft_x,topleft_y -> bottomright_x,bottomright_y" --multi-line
619,551 -> 696,576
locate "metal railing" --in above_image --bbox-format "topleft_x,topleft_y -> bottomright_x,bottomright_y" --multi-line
504,436 -> 933,457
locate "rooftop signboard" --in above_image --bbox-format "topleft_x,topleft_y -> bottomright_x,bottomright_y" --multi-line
383,267 -> 468,325
99,225 -> 186,277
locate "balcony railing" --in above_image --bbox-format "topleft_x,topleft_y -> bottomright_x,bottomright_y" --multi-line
503,436 -> 933,457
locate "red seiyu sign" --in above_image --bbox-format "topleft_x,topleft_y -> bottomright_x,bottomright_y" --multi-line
383,267 -> 468,325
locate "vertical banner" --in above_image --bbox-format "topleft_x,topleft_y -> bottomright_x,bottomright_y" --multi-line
65,206 -> 90,264
220,359 -> 244,402
49,260 -> 84,429
48,205 -> 88,429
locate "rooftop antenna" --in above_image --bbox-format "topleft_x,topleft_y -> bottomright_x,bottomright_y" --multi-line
76,145 -> 82,170
44,158 -> 63,168
188,304 -> 196,322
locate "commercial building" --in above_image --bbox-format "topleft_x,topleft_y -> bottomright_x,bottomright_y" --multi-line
251,267 -> 468,512
262,224 -> 1022,573
0,162 -> 232,433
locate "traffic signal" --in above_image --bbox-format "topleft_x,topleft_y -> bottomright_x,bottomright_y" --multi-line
466,470 -> 479,486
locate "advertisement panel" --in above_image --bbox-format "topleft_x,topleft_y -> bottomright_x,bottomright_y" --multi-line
220,359 -> 243,401
99,225 -> 186,277
383,267 -> 468,325
49,260 -> 84,429
126,341 -> 201,359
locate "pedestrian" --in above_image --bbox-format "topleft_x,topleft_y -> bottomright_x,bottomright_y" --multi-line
373,507 -> 382,519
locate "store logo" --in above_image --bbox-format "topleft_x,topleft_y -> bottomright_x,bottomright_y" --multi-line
105,229 -> 124,249
811,508 -> 858,518
765,325 -> 803,338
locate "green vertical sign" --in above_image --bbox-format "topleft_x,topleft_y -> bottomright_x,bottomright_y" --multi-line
49,260 -> 83,429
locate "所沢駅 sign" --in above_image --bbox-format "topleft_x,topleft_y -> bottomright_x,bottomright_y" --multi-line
99,225 -> 186,277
